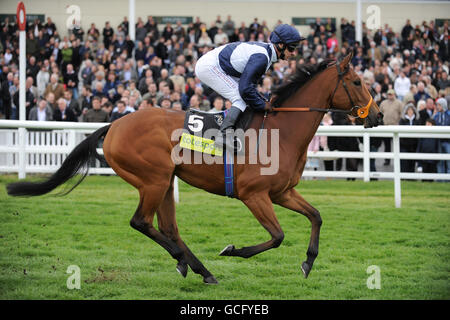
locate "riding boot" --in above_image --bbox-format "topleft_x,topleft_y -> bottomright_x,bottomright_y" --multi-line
215,106 -> 242,150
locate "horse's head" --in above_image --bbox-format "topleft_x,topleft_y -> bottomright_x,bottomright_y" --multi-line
329,52 -> 383,128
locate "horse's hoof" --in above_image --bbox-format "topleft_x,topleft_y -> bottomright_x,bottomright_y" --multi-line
203,275 -> 219,285
219,244 -> 235,256
176,262 -> 188,278
301,261 -> 311,279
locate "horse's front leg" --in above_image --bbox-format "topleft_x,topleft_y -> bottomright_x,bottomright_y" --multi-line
220,194 -> 284,258
273,188 -> 322,278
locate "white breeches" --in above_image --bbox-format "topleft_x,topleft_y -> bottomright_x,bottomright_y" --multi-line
194,50 -> 247,112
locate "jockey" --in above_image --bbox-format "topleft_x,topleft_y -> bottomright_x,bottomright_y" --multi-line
194,24 -> 305,148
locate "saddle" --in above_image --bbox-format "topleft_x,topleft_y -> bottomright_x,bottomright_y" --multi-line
180,108 -> 254,156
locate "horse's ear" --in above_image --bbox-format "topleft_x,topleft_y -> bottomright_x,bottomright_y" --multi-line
339,51 -> 353,69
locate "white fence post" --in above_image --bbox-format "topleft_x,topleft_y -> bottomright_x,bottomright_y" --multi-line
363,132 -> 370,182
18,127 -> 26,179
392,132 -> 401,208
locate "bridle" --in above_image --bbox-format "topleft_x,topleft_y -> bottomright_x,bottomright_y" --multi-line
272,62 -> 373,119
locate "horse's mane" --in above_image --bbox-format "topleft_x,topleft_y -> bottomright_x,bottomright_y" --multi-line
272,59 -> 336,107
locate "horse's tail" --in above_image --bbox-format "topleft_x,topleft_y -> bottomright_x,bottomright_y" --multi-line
6,125 -> 111,197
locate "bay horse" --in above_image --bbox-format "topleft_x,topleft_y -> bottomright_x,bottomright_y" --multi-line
6,53 -> 383,284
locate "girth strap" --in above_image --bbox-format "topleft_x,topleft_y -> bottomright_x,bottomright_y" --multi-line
224,149 -> 234,198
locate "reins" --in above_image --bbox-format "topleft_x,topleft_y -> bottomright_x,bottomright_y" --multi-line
272,96 -> 372,118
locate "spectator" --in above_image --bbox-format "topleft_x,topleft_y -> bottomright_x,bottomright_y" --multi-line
394,71 -> 410,101
169,65 -> 186,94
92,70 -> 106,92
424,75 -> 438,99
53,98 -> 78,122
60,41 -> 73,70
63,64 -> 78,99
137,99 -> 151,110
44,73 -> 65,101
198,31 -> 213,47
214,28 -> 229,46
416,118 -> 440,180
103,21 -> 114,48
136,21 -> 148,43
188,94 -> 201,110
83,96 -> 110,122
305,134 -> 321,175
80,59 -> 94,87
342,117 -> 361,179
324,18 -> 336,36
29,99 -> 53,121
223,15 -> 235,38
208,96 -> 224,113
159,97 -> 172,109
13,77 -> 36,120
87,23 -> 100,41
0,75 -> 11,119
379,89 -> 403,165
433,98 -> 450,175
64,89 -> 81,118
401,19 -> 413,40
36,64 -> 50,98
367,41 -> 382,63
218,98 -> 229,110
329,111 -> 350,172
119,62 -> 138,83
45,92 -> 57,111
319,113 -> 334,172
403,84 -> 417,105
26,56 -> 39,84
326,33 -> 339,54
110,100 -> 131,122
418,98 -> 436,125
399,102 -> 420,172
172,101 -> 183,111
414,81 -> 431,103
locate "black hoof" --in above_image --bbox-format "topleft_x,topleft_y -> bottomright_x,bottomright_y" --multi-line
203,275 -> 219,285
176,262 -> 188,278
219,244 -> 235,256
301,261 -> 311,279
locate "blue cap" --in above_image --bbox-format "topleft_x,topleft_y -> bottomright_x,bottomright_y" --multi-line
269,24 -> 304,44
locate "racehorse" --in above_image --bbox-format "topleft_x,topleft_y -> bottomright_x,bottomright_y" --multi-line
6,53 -> 383,284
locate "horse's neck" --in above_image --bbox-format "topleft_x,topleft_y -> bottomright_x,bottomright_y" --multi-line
276,72 -> 333,155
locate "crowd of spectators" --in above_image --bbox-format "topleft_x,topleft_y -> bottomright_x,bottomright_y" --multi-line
0,14 -> 448,175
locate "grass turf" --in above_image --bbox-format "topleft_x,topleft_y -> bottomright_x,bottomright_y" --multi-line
0,175 -> 448,299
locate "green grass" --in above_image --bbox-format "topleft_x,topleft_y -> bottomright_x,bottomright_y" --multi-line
0,175 -> 449,300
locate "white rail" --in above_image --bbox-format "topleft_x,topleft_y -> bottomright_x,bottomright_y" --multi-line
0,120 -> 449,208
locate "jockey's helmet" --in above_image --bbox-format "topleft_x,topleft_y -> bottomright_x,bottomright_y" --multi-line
269,24 -> 305,46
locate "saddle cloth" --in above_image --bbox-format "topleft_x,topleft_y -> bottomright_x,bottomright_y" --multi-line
180,108 -> 254,156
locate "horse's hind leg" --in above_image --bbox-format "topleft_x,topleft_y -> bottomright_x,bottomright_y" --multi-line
273,188 -> 322,278
220,194 -> 284,258
130,185 -> 188,276
157,178 -> 217,284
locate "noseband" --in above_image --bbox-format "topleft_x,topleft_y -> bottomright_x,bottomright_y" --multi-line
329,62 -> 372,119
272,62 -> 373,118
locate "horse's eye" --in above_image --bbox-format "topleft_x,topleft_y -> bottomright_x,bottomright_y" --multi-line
353,80 -> 361,86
